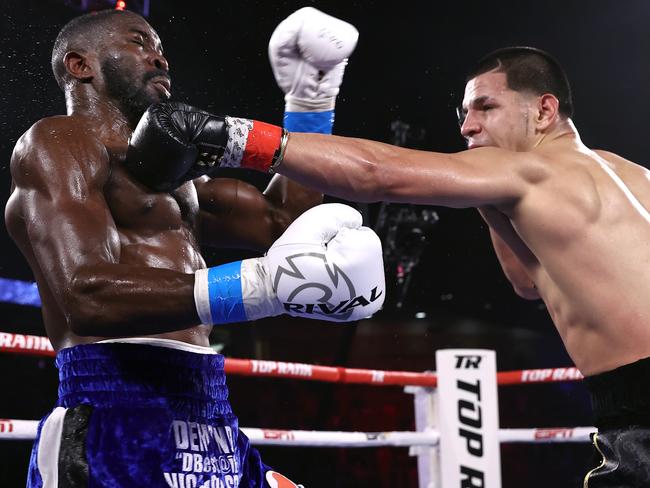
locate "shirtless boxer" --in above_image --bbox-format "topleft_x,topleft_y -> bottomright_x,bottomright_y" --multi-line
5,8 -> 384,488
157,46 -> 650,486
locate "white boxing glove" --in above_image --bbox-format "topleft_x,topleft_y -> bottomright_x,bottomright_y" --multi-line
194,204 -> 385,324
268,7 -> 359,114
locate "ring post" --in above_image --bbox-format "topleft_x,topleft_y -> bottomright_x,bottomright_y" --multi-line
405,384 -> 440,488
436,349 -> 501,488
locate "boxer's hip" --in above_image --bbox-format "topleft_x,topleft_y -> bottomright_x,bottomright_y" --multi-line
584,356 -> 650,430
28,340 -> 252,487
55,339 -> 232,417
570,358 -> 650,487
583,427 -> 650,487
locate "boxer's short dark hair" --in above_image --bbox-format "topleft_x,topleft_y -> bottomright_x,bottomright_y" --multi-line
51,9 -> 129,90
467,46 -> 574,118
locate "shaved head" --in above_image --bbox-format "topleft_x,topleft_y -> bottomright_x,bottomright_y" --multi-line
466,46 -> 574,118
51,9 -> 142,90
50,9 -> 169,126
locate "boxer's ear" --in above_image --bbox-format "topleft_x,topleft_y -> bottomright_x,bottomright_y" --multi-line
535,94 -> 560,131
63,50 -> 95,83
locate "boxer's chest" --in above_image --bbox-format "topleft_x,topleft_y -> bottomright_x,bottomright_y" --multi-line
104,157 -> 199,239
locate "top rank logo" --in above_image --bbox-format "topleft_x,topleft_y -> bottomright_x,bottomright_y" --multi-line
273,252 -> 382,320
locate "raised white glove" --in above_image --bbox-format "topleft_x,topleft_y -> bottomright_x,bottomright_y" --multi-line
268,7 -> 359,113
195,204 -> 385,323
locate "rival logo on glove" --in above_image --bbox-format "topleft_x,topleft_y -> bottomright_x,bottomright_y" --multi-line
272,252 -> 383,320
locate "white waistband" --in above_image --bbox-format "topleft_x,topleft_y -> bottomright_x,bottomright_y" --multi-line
97,337 -> 217,355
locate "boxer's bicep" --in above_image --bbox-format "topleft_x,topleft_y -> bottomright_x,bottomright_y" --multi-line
12,121 -> 116,306
396,147 -> 539,208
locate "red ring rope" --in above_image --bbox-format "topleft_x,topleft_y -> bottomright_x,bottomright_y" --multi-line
0,332 -> 583,386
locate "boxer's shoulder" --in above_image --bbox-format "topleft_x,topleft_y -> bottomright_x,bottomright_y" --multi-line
18,114 -> 101,148
593,149 -> 650,178
12,115 -> 110,188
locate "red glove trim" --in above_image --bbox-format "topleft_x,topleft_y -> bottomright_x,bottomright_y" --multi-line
241,121 -> 284,172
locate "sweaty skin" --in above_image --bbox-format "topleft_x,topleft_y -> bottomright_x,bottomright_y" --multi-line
5,12 -> 321,351
277,70 -> 650,376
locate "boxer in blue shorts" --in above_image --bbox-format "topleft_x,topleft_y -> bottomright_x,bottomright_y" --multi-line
6,7 -> 384,487
29,340 -> 265,487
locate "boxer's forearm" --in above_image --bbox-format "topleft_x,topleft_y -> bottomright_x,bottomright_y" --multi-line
279,133 -> 485,207
279,133 -> 400,203
65,264 -> 200,336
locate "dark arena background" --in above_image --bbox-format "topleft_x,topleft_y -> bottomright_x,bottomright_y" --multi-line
1,0 -> 650,486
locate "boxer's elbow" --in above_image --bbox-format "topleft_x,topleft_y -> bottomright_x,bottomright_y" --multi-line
65,305 -> 103,336
64,273 -> 117,335
513,284 -> 541,300
349,145 -> 421,203
500,264 -> 541,300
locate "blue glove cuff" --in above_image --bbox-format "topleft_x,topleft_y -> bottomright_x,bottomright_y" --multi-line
284,111 -> 334,134
206,261 -> 247,323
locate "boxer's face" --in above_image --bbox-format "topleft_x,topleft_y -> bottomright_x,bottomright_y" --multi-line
97,15 -> 171,123
459,70 -> 538,152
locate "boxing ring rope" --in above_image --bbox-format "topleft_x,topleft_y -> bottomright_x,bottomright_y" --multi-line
0,277 -> 594,486
0,332 -> 594,443
0,331 -> 584,386
0,417 -> 594,445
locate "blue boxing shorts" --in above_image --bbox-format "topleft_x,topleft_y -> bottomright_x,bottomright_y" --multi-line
26,338 -> 302,488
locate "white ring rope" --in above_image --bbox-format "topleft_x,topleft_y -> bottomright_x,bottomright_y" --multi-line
0,419 -> 594,445
0,331 -> 594,455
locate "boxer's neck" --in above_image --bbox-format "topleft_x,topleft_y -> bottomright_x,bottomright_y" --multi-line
65,89 -> 134,140
532,118 -> 579,150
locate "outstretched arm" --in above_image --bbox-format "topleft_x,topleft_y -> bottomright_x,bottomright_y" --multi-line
277,133 -> 540,208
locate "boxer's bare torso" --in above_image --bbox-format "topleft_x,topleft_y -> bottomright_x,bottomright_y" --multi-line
481,140 -> 650,376
6,111 -> 320,351
5,11 -> 323,353
278,69 -> 650,375
6,114 -> 206,350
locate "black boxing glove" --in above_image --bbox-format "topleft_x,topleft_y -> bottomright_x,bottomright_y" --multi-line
125,102 -> 287,192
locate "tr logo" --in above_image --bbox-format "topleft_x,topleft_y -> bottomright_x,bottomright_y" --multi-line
455,354 -> 482,369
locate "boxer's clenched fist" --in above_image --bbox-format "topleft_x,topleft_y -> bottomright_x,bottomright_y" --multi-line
194,203 -> 385,324
125,102 -> 285,191
269,7 -> 359,114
